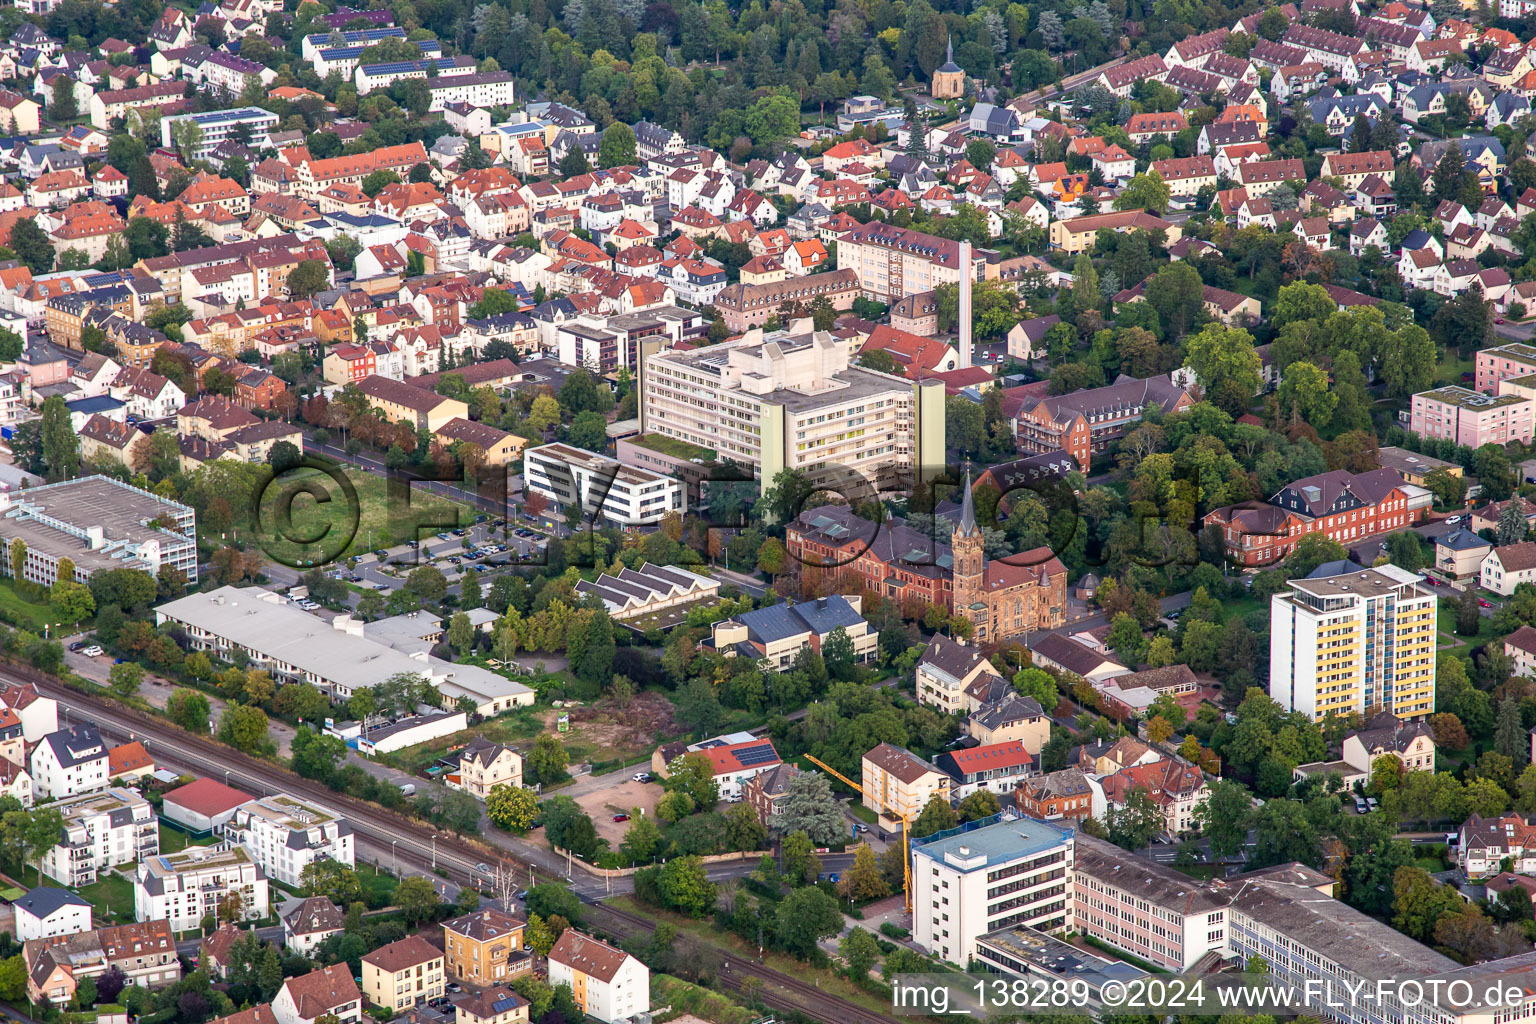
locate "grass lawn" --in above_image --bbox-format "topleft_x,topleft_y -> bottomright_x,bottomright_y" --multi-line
72,872 -> 136,924
159,824 -> 217,855
0,578 -> 61,633
606,895 -> 896,1019
359,863 -> 399,905
252,467 -> 474,566
1436,602 -> 1502,644
1215,595 -> 1266,624
848,803 -> 878,825
1436,350 -> 1476,388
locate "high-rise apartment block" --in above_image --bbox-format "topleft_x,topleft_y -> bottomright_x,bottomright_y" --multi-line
1269,562 -> 1436,720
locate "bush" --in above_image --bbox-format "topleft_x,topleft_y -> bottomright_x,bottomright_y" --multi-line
879,922 -> 910,939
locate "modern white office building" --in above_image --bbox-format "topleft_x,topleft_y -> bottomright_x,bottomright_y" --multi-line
39,787 -> 158,887
523,443 -> 685,527
223,795 -> 354,889
133,845 -> 269,932
910,816 -> 1074,966
1269,561 -> 1437,721
638,324 -> 945,497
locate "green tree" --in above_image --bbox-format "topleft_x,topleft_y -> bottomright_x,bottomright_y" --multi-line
1114,171 -> 1171,215
527,733 -> 570,785
837,843 -> 891,902
1184,323 -> 1262,413
620,809 -> 663,864
839,927 -> 881,979
39,395 -> 80,481
50,580 -> 94,624
1107,787 -> 1165,849
286,260 -> 330,299
781,829 -> 821,885
1278,360 -> 1336,428
773,771 -> 846,845
775,886 -> 843,957
486,785 -> 539,834
218,705 -> 270,754
910,792 -> 958,838
9,219 -> 53,274
108,661 -> 144,698
167,688 -> 211,733
393,876 -> 441,924
1194,779 -> 1253,858
656,856 -> 717,916
1143,262 -> 1204,338
599,122 -> 637,167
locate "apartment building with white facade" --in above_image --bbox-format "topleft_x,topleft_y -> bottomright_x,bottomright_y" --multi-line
31,725 -> 109,801
39,788 -> 158,887
134,845 -> 269,932
223,795 -> 354,889
522,443 -> 685,527
910,817 -> 1074,966
546,932 -> 649,1024
638,324 -> 945,497
427,72 -> 515,111
1269,562 -> 1437,721
160,108 -> 280,161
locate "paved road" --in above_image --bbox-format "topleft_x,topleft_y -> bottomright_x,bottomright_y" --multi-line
1013,590 -> 1195,648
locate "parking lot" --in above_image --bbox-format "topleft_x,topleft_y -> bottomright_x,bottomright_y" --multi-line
576,776 -> 662,846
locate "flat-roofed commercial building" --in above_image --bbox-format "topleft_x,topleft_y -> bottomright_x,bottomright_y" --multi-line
911,816 -> 1074,966
0,476 -> 197,587
523,443 -> 684,527
156,586 -> 534,712
638,325 -> 944,497
1270,562 -> 1437,721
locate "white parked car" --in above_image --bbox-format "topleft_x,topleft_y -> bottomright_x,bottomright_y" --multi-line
81,645 -> 104,657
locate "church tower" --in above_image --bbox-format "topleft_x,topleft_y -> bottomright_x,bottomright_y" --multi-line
931,36 -> 966,100
951,468 -> 986,635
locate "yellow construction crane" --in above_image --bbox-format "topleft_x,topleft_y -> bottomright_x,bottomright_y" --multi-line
804,754 -> 914,912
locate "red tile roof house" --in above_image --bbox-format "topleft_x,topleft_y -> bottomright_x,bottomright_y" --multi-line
1100,759 -> 1208,837
933,740 -> 1037,799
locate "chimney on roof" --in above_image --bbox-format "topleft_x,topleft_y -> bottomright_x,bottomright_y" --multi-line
957,240 -> 972,370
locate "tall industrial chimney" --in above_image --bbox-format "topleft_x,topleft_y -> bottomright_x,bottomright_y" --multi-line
957,240 -> 972,369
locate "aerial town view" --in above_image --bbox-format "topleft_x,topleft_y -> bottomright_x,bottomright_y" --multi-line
20,0 -> 1536,1019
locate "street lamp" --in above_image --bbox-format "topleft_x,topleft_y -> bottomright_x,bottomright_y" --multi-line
431,834 -> 438,870
392,839 -> 398,876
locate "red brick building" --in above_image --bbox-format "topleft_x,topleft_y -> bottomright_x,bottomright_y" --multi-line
236,367 -> 288,411
1014,767 -> 1097,821
786,475 -> 1067,641
1204,468 -> 1421,568
1011,374 -> 1193,472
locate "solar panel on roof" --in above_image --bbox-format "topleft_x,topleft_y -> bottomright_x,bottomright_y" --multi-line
734,742 -> 777,766
491,997 -> 520,1012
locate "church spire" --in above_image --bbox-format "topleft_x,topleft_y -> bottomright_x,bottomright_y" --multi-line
957,464 -> 979,537
946,34 -> 954,65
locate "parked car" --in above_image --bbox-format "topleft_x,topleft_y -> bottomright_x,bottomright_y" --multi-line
1445,516 -> 1463,524
854,823 -> 869,833
1480,598 -> 1493,608
613,813 -> 629,822
632,772 -> 652,783
82,646 -> 104,657
68,641 -> 85,651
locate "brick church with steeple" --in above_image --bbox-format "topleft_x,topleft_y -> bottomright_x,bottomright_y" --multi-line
784,469 -> 1069,644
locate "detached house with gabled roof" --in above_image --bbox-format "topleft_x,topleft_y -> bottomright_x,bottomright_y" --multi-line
273,965 -> 362,1024
1100,759 -> 1208,837
915,634 -> 1003,715
30,724 -> 108,800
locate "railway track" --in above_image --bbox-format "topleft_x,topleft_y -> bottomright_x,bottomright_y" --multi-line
27,673 -> 903,1024
597,903 -> 899,1024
